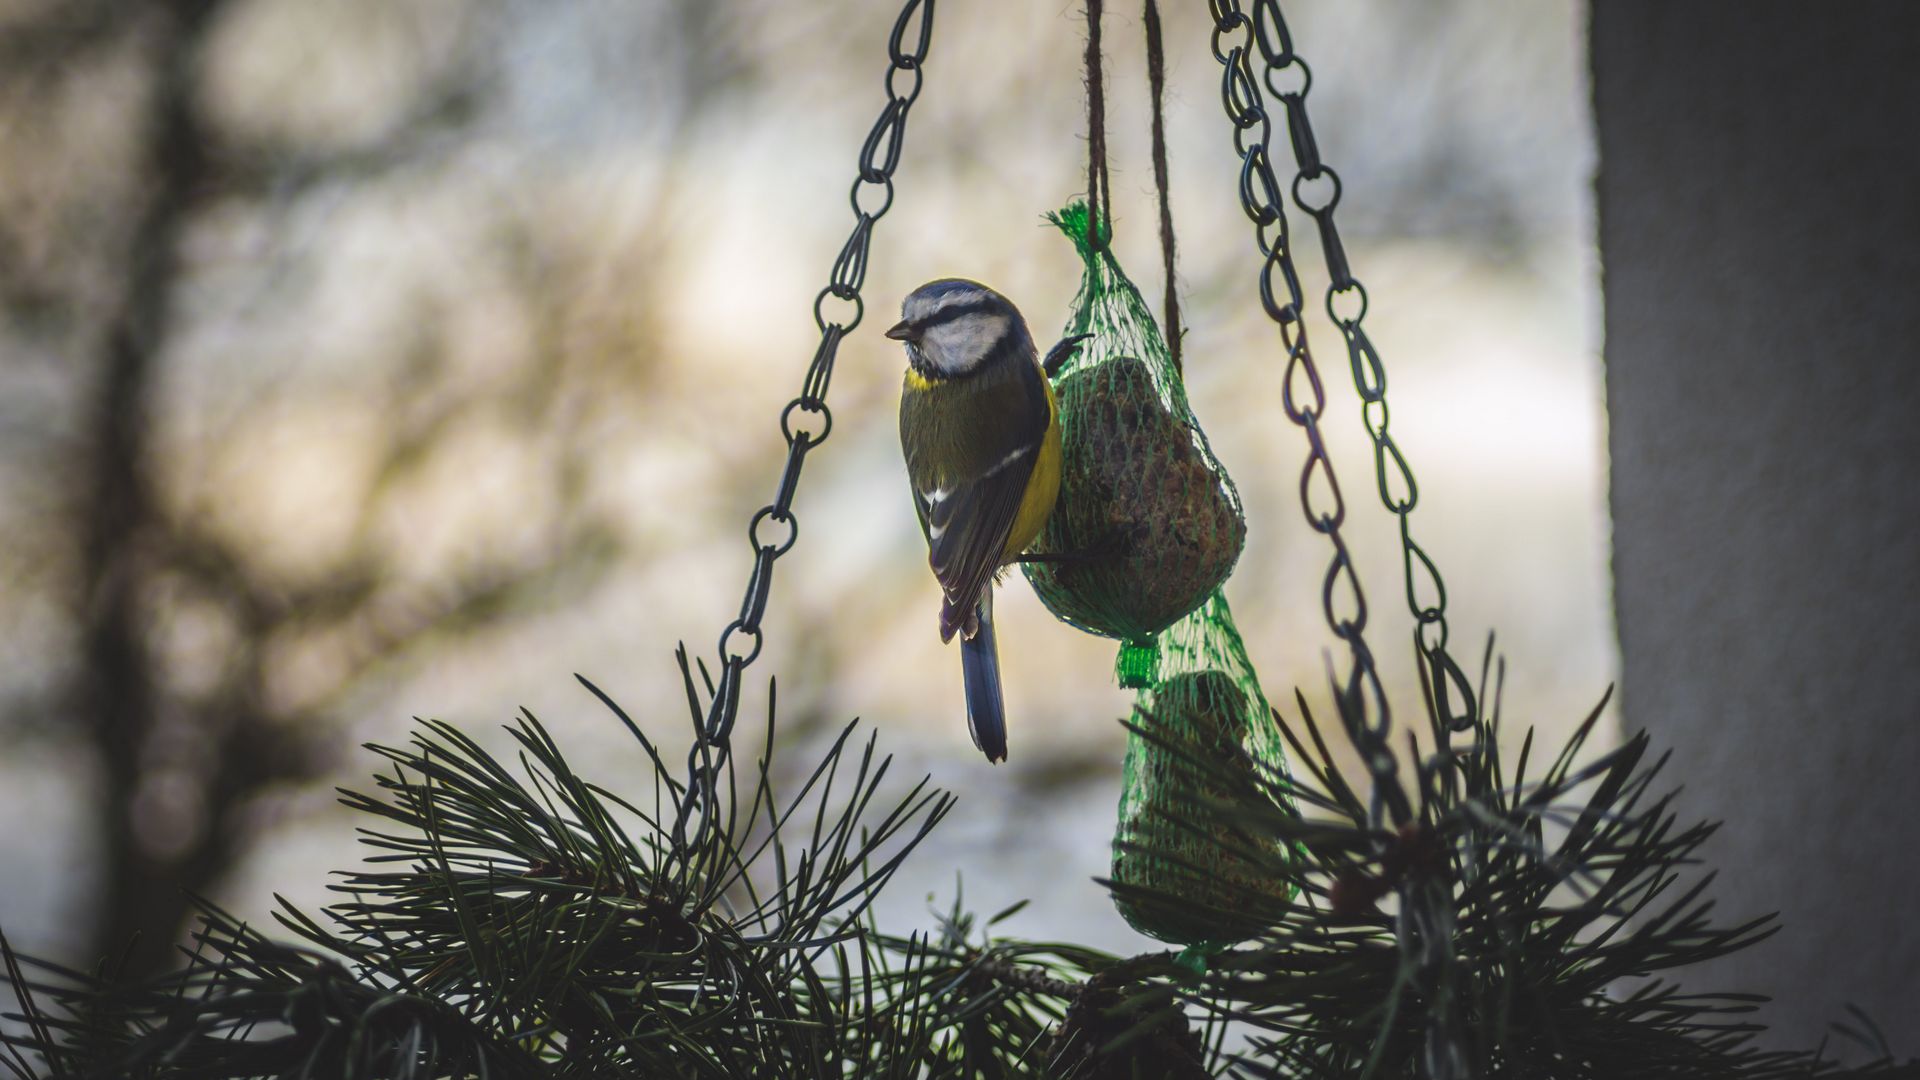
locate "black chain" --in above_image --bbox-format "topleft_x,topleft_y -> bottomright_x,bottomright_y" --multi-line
1246,0 -> 1477,734
673,0 -> 935,855
1205,1 -> 1411,832
1209,6 -> 1467,1073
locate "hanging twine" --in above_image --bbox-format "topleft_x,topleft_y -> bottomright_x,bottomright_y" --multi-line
1143,0 -> 1183,376
1083,0 -> 1113,249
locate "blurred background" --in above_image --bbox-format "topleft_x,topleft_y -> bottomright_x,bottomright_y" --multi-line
0,0 -> 1605,972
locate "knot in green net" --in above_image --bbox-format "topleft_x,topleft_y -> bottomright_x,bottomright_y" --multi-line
1021,202 -> 1246,643
1114,638 -> 1160,689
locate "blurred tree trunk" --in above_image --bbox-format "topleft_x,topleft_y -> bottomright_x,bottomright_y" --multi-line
78,0 -> 227,977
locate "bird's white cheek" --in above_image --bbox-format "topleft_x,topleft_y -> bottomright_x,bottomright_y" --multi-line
927,313 -> 1007,373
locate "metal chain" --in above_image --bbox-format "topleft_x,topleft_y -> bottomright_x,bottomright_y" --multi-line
1209,5 -> 1467,1073
1204,1 -> 1410,832
673,0 -> 935,853
1245,0 -> 1477,733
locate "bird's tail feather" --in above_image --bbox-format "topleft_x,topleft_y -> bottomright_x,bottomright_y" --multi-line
960,594 -> 1007,763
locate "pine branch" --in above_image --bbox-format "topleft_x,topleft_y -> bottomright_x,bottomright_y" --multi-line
1098,637 -> 1919,1079
1,647 -> 1065,1077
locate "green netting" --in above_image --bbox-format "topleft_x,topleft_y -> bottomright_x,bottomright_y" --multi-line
1025,202 -> 1295,946
1110,590 -> 1297,945
1022,203 -> 1245,644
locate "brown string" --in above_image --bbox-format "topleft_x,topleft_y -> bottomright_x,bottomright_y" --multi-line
1084,0 -> 1112,249
1142,0 -> 1182,375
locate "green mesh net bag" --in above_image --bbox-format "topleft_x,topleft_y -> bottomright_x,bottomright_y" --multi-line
1022,203 -> 1245,653
1026,202 -> 1295,946
1110,590 -> 1297,945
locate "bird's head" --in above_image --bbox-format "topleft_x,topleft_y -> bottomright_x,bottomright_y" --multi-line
886,279 -> 1033,379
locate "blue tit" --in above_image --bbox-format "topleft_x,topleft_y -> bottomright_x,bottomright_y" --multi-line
889,278 -> 1081,764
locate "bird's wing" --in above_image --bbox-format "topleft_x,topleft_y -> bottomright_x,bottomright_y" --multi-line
901,365 -> 1050,641
919,443 -> 1037,639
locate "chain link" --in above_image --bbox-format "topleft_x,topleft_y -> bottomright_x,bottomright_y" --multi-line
672,0 -> 935,856
1245,0 -> 1477,732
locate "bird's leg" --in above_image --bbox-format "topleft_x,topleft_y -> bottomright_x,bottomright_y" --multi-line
1016,531 -> 1130,565
1015,551 -> 1089,565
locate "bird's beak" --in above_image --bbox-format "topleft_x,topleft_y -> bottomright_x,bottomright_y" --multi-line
884,319 -> 916,341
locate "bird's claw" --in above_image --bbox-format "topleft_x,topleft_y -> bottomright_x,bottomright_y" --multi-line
1042,333 -> 1095,378
1017,531 -> 1130,565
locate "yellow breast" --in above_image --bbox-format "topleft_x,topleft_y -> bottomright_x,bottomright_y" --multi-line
1002,378 -> 1061,562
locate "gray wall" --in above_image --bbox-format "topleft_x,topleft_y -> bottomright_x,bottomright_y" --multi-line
1592,2 -> 1920,1049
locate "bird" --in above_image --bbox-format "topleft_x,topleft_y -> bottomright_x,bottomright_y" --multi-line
888,278 -> 1088,763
